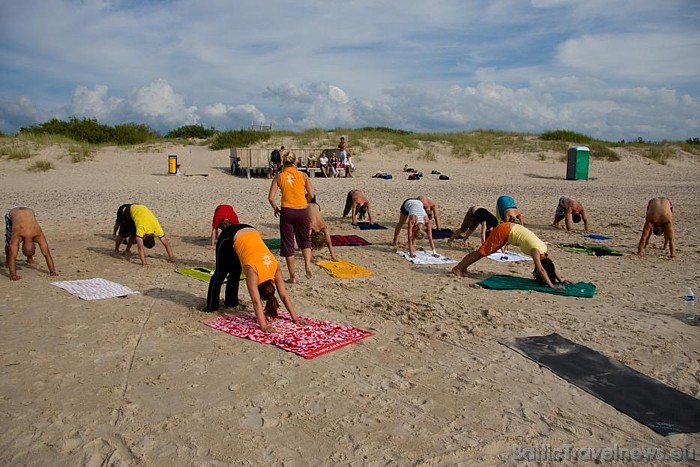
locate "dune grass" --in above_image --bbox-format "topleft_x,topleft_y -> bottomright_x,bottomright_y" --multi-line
27,160 -> 54,172
68,144 -> 96,163
1,145 -> 34,160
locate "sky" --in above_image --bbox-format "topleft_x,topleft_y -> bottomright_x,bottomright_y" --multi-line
1,0 -> 699,142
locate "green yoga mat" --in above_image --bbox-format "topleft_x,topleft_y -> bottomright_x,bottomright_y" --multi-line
263,238 -> 281,250
477,275 -> 596,298
176,266 -> 244,283
559,243 -> 623,256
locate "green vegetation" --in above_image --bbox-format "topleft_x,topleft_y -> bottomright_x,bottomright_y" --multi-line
588,142 -> 620,161
27,160 -> 54,172
164,124 -> 217,139
68,144 -> 96,163
19,118 -> 159,145
541,129 -> 594,144
1,146 -> 33,160
209,130 -> 271,150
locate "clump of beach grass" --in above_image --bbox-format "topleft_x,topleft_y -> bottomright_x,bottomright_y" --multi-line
27,160 -> 54,172
68,144 -> 96,163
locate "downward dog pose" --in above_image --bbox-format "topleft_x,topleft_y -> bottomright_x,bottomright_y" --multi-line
342,190 -> 373,225
5,207 -> 57,280
114,204 -> 175,266
496,195 -> 524,225
552,196 -> 588,232
448,206 -> 498,245
452,222 -> 564,289
391,198 -> 438,258
209,204 -> 240,247
638,197 -> 675,258
206,224 -> 305,332
309,198 -> 337,261
417,195 -> 442,230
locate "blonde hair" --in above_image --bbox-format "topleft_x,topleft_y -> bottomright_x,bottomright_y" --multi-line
283,151 -> 296,166
413,224 -> 425,240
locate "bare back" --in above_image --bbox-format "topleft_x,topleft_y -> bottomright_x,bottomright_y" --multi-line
9,207 -> 43,241
645,198 -> 672,224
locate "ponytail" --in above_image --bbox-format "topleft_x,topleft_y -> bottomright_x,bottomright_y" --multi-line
258,280 -> 279,318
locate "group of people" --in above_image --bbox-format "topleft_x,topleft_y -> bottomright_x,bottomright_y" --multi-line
269,137 -> 355,179
4,148 -> 677,333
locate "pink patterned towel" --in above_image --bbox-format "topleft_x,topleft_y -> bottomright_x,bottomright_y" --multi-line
52,278 -> 139,300
203,312 -> 372,359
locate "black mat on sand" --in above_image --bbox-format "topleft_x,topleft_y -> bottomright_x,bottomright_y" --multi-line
500,333 -> 700,436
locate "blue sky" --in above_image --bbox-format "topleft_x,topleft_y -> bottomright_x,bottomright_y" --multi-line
1,0 -> 699,141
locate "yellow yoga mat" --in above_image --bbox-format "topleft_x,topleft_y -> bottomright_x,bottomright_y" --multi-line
315,259 -> 373,278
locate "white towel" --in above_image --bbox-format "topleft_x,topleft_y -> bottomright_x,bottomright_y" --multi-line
396,250 -> 457,265
487,251 -> 532,262
52,278 -> 139,300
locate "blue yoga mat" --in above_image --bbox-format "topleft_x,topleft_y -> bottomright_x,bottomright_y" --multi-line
500,333 -> 700,436
356,222 -> 388,230
583,233 -> 611,240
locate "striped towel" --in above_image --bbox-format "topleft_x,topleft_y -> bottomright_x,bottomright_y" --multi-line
52,278 -> 138,300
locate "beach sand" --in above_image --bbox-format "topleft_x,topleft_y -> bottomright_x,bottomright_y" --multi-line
1,140 -> 698,465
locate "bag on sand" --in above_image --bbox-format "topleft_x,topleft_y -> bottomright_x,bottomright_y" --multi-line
439,174 -> 450,180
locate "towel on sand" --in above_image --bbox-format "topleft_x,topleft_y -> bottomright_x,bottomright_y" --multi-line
263,238 -> 281,250
330,234 -> 371,246
559,243 -> 623,256
52,278 -> 138,300
176,266 -> 244,282
583,233 -> 611,240
316,259 -> 373,278
396,250 -> 457,265
431,228 -> 456,240
477,275 -> 596,298
204,311 -> 373,359
356,222 -> 387,230
487,251 -> 532,262
500,333 -> 700,436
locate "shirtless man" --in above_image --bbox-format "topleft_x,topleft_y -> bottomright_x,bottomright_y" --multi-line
638,197 -> 675,258
4,207 -> 57,280
552,196 -> 589,232
342,190 -> 373,225
308,198 -> 337,261
417,195 -> 442,230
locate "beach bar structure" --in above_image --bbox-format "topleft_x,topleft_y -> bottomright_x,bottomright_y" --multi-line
566,145 -> 590,180
230,147 -> 337,178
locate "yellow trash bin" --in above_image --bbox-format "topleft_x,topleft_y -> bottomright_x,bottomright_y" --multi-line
168,154 -> 178,174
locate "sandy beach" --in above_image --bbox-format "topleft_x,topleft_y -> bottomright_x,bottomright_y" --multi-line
1,139 -> 699,465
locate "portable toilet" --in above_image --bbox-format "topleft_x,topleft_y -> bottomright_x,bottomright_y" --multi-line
566,146 -> 589,180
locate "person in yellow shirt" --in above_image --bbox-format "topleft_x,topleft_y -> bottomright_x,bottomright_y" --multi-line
268,151 -> 314,283
451,222 -> 564,289
114,204 -> 174,266
206,224 -> 305,332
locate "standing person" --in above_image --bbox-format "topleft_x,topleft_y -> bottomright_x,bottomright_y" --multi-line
268,145 -> 284,179
451,222 -> 564,289
5,207 -> 57,280
552,196 -> 588,232
268,151 -> 314,283
417,195 -> 442,230
338,136 -> 347,167
391,198 -> 438,258
209,204 -> 240,247
319,151 -> 329,178
206,224 -> 306,332
308,198 -> 337,261
114,204 -> 175,266
638,197 -> 675,258
448,206 -> 498,245
496,195 -> 524,224
342,190 -> 373,225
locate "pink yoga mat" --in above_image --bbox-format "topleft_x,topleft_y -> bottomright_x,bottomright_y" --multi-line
204,312 -> 372,359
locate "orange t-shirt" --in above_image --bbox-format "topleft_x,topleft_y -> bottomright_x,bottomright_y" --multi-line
234,230 -> 278,284
278,167 -> 308,208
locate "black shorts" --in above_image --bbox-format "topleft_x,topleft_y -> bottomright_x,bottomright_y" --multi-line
116,204 -> 136,238
400,198 -> 414,216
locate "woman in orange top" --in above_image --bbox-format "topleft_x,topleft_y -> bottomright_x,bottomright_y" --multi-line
206,224 -> 304,332
268,151 -> 315,283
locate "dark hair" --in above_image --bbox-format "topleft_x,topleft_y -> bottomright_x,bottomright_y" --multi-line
357,205 -> 367,220
572,213 -> 582,224
258,280 -> 279,319
533,258 -> 559,285
653,224 -> 664,235
143,235 -> 156,249
310,231 -> 327,249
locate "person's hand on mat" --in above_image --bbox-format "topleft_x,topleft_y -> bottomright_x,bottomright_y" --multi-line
292,317 -> 308,326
